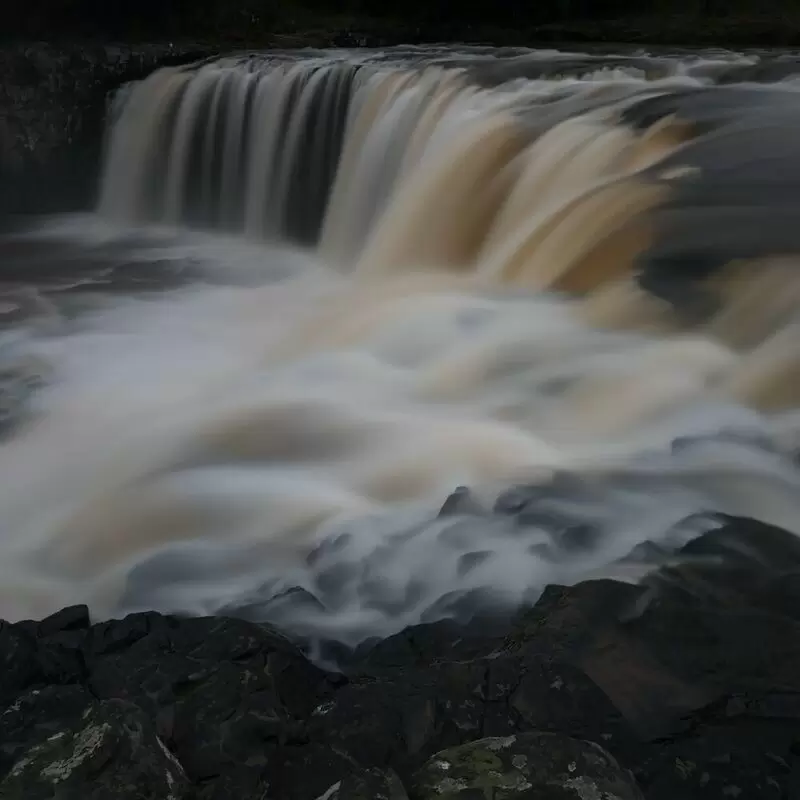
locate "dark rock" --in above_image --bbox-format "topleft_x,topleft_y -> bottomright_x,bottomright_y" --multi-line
577,628 -> 720,741
556,523 -> 597,552
640,514 -> 800,622
0,43 -> 215,217
437,520 -> 480,549
36,605 -> 91,637
493,472 -> 588,516
507,579 -> 646,656
0,698 -> 190,799
457,550 -> 494,576
439,486 -> 486,518
86,610 -> 172,657
270,743 -> 361,800
507,657 -> 638,751
0,621 -> 39,704
223,585 -> 327,624
411,733 -> 644,799
2,515 -> 800,798
419,588 -> 507,625
679,514 -> 800,571
351,616 -> 507,674
301,659 -> 499,781
316,563 -> 361,605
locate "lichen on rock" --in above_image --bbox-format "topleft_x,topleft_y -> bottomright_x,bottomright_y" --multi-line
410,732 -> 644,799
0,698 -> 189,799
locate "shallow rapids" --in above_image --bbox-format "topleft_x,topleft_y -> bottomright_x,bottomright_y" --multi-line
0,46 -> 799,648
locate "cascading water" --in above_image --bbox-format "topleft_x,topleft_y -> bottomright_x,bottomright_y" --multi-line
1,46 -> 800,649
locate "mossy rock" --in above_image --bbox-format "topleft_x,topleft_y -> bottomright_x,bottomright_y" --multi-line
410,732 -> 644,799
0,698 -> 189,799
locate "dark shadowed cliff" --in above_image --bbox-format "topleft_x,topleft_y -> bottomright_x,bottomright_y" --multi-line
0,44 -> 216,218
6,0 -> 800,47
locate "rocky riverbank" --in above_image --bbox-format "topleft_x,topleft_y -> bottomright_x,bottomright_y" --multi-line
2,513 -> 799,799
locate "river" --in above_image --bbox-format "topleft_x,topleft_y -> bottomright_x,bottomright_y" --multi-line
0,45 -> 798,649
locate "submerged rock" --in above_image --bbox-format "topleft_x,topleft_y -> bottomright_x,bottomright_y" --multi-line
411,733 -> 643,799
439,486 -> 487,518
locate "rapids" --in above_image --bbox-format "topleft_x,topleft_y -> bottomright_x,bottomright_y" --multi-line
0,45 -> 799,648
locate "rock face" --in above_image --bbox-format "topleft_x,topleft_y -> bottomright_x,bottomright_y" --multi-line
411,733 -> 643,799
0,699 -> 190,799
0,43 -> 213,218
2,514 -> 800,799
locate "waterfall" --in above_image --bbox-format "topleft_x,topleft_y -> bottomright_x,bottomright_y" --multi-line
0,46 -> 798,646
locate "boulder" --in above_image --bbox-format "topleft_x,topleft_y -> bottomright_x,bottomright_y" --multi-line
410,733 -> 643,799
0,698 -> 190,800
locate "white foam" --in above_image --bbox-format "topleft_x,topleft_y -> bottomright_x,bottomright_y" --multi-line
0,47 -> 798,646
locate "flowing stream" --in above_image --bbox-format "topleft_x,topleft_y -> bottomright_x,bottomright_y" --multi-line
0,45 -> 799,647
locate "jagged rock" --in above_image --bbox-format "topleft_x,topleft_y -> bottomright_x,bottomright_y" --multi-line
0,685 -> 96,781
316,767 -> 410,799
438,486 -> 486,518
0,698 -> 190,799
3,515 -> 800,799
410,733 -> 643,799
679,514 -> 800,570
1,612 -> 335,798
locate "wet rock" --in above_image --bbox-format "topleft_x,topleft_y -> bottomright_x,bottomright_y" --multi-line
759,570 -> 800,621
493,472 -> 588,516
0,621 -> 39,704
0,698 -> 190,799
490,475 -> 611,556
556,523 -> 597,552
419,588 -> 508,625
317,767 -> 410,799
0,610 -> 344,796
223,585 -> 327,624
346,617 -> 505,674
439,486 -> 486,518
679,514 -> 800,570
410,733 -> 643,799
3,514 -> 800,798
640,514 -> 800,624
636,722 -> 793,800
36,605 -> 91,637
457,550 -> 494,576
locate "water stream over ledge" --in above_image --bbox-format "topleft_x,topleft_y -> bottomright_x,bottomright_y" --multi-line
0,45 -> 799,649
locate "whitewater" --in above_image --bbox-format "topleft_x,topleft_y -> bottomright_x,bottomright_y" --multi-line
0,45 -> 798,649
